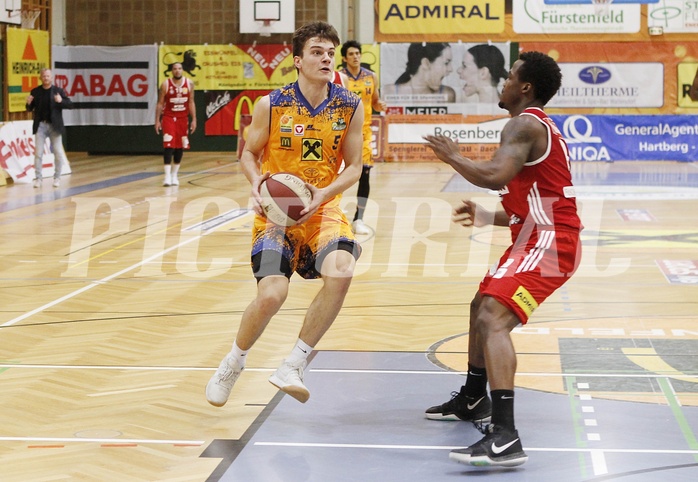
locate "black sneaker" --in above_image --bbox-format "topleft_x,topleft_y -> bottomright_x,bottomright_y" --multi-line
449,424 -> 528,467
425,388 -> 491,422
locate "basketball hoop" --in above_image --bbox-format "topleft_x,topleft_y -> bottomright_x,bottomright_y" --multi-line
20,8 -> 41,29
259,18 -> 274,37
592,0 -> 613,16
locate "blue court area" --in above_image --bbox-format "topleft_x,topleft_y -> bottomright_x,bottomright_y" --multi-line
202,351 -> 698,482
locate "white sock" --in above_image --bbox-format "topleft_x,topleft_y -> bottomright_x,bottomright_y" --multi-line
230,340 -> 248,367
164,164 -> 172,177
171,164 -> 180,177
286,338 -> 314,364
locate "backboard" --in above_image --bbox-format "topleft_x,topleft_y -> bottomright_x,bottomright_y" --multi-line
0,0 -> 21,25
239,0 -> 295,36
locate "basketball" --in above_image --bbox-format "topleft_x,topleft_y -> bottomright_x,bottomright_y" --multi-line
259,173 -> 312,226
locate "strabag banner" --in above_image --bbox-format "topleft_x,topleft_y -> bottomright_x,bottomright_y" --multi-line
550,115 -> 698,162
6,28 -> 50,113
52,45 -> 158,126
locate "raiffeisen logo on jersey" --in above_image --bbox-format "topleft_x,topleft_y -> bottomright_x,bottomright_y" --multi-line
578,66 -> 612,85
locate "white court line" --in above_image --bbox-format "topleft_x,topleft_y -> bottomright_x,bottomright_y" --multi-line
0,436 -> 203,445
0,364 -> 273,371
1,365 -> 695,380
88,384 -> 177,397
0,212 -> 252,328
309,369 -> 698,379
253,441 -> 698,455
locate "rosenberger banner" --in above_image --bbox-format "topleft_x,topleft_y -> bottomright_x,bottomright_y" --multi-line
384,115 -> 508,162
52,45 -> 158,126
6,28 -> 50,113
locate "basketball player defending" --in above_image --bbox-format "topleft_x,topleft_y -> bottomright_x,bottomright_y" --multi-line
339,40 -> 386,235
155,62 -> 196,186
206,21 -> 364,406
423,51 -> 582,467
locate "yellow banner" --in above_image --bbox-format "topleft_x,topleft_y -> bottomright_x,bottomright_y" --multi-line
7,28 -> 50,113
377,0 -> 505,35
158,44 -> 297,91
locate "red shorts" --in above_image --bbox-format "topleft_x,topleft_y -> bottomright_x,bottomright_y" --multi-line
162,115 -> 190,149
479,228 -> 581,324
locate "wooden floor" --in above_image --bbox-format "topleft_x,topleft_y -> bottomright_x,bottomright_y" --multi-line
0,153 -> 697,480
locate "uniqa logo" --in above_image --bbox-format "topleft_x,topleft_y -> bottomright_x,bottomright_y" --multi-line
578,66 -> 611,85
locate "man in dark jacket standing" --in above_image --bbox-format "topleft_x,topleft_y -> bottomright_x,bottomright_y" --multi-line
26,68 -> 73,188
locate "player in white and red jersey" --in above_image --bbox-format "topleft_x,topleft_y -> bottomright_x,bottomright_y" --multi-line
424,51 -> 582,468
155,63 -> 197,186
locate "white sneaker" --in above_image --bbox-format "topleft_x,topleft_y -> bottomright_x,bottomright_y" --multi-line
352,219 -> 371,235
33,178 -> 41,188
52,178 -> 60,188
269,359 -> 310,403
171,175 -> 179,186
206,355 -> 243,407
163,175 -> 171,187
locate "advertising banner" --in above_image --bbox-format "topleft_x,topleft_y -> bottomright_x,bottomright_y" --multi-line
549,62 -> 664,108
52,45 -> 157,126
158,44 -> 296,90
384,115 -> 508,162
0,120 -> 72,183
521,41 -> 698,114
551,114 -> 698,162
205,90 -> 269,136
6,28 -> 49,113
648,0 -> 698,33
376,0 -> 506,35
380,42 -> 511,116
514,0 -> 641,34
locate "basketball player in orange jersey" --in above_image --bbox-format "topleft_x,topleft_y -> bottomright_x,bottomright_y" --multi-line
339,40 -> 387,235
155,62 -> 196,186
206,21 -> 364,407
424,51 -> 582,467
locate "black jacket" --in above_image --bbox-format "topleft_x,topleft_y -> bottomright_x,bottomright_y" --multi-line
26,85 -> 74,135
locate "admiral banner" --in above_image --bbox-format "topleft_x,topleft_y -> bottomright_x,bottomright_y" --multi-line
6,28 -> 49,113
550,115 -> 698,162
52,45 -> 157,126
158,44 -> 296,90
377,0 -> 505,35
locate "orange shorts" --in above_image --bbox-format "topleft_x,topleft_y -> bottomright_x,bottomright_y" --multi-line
251,198 -> 361,280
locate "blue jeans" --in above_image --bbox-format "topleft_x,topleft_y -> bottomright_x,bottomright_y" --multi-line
34,121 -> 68,181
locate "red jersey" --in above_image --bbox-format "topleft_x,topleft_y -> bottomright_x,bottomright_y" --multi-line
500,107 -> 581,240
163,77 -> 192,119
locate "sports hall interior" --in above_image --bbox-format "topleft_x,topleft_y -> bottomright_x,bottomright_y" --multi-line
1,1 -> 697,481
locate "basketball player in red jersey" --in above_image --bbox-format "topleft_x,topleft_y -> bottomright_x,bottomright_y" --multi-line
424,51 -> 582,467
206,22 -> 364,407
155,62 -> 197,186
